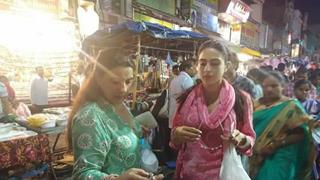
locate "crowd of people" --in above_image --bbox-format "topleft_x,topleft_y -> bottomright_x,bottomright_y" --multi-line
2,38 -> 318,179
65,38 -> 320,180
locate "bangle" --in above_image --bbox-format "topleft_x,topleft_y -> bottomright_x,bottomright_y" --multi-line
238,135 -> 247,146
238,136 -> 250,149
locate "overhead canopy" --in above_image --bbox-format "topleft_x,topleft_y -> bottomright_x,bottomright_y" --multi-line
82,21 -> 209,56
109,21 -> 208,40
82,21 -> 255,62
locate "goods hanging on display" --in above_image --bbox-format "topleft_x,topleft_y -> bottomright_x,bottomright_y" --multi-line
81,20 -> 208,109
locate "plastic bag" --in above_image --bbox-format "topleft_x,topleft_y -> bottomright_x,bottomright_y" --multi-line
312,128 -> 320,144
140,138 -> 159,173
219,144 -> 251,180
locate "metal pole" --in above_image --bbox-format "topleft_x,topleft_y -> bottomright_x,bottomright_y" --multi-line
131,35 -> 141,109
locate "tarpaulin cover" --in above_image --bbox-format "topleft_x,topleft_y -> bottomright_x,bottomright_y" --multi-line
97,21 -> 208,40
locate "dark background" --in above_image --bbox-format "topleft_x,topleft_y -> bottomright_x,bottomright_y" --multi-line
295,0 -> 320,25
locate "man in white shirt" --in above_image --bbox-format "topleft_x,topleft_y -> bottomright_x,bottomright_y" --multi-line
30,66 -> 48,113
168,60 -> 196,128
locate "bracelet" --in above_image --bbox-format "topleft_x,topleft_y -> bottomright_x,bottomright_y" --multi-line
238,136 -> 250,149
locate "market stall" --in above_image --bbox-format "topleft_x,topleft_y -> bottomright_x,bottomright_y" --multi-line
81,21 -> 208,111
0,107 -> 70,179
0,123 -> 53,179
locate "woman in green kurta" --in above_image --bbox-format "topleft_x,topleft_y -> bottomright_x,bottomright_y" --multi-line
249,71 -> 315,180
67,48 -> 163,180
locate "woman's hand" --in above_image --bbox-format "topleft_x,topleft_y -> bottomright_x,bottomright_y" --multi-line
115,168 -> 164,180
142,126 -> 151,138
171,126 -> 202,145
221,129 -> 247,147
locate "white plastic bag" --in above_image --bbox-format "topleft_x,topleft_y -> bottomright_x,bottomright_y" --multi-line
312,128 -> 320,144
219,144 -> 251,180
140,139 -> 159,173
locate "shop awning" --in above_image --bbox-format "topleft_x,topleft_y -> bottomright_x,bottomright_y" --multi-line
241,47 -> 261,57
82,20 -> 209,55
108,21 -> 208,40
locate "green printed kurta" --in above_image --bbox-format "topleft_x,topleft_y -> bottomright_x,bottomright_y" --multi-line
72,102 -> 142,180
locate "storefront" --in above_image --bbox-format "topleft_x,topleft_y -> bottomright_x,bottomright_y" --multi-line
217,0 -> 260,62
81,21 -> 207,111
218,20 -> 231,41
291,39 -> 301,57
239,20 -> 261,60
218,0 -> 258,61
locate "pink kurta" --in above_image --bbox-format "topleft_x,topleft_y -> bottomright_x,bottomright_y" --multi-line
171,80 -> 255,180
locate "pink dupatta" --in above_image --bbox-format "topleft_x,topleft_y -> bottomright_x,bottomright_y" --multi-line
172,80 -> 255,180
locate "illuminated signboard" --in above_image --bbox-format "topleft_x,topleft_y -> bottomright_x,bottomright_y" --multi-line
226,0 -> 250,23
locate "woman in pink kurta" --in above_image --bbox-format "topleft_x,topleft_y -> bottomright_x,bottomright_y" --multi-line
170,40 -> 256,180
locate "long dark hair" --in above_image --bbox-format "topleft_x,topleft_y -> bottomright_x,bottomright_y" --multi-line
177,39 -> 245,123
67,47 -> 135,150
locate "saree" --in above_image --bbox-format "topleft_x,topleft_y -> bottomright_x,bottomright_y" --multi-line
250,99 -> 315,180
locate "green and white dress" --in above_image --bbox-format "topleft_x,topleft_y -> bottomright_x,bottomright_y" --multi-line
72,102 -> 142,180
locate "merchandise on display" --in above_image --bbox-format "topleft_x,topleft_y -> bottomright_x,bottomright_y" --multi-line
0,123 -> 37,142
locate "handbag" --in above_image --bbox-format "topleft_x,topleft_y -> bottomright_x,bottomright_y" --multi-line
219,144 -> 251,180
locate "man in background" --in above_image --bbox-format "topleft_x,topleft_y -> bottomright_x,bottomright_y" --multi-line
168,60 -> 196,128
224,52 -> 259,99
30,66 -> 48,113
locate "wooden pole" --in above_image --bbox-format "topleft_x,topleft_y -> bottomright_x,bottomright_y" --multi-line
132,35 -> 141,109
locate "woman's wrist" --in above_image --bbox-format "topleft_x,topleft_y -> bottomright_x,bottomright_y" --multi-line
238,136 -> 250,149
104,174 -> 119,180
170,128 -> 180,145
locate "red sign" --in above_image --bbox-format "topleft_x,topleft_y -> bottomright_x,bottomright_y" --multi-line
226,0 -> 250,23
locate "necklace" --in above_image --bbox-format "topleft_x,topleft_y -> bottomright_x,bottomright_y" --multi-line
196,91 -> 225,152
199,140 -> 223,152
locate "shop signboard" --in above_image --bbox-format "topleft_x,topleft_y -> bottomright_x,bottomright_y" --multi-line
226,0 -> 250,23
134,13 -> 174,29
240,21 -> 259,50
194,0 -> 218,10
136,0 -> 175,15
231,24 -> 241,44
218,20 -> 231,41
192,0 -> 218,32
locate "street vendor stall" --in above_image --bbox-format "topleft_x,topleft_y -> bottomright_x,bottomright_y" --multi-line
81,21 -> 208,110
0,107 -> 70,179
0,123 -> 53,179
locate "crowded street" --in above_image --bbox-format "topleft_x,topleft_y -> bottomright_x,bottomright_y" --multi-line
0,0 -> 320,180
